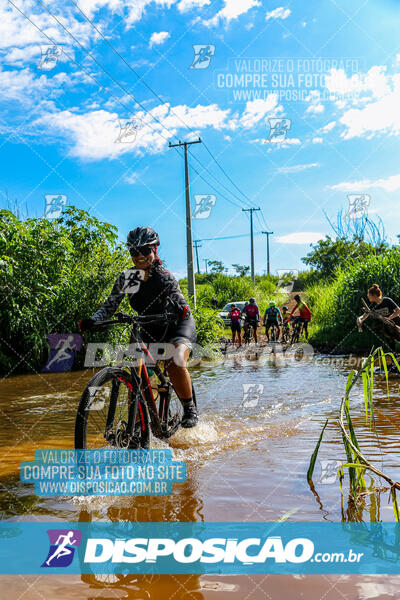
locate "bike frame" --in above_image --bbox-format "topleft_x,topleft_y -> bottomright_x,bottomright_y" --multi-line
127,323 -> 181,440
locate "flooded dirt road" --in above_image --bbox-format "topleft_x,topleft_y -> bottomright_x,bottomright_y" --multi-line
1,351 -> 400,598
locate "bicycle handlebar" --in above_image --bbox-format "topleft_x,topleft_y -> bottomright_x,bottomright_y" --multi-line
91,311 -> 178,329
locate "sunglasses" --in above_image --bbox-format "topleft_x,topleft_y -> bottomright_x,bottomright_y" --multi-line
129,245 -> 154,257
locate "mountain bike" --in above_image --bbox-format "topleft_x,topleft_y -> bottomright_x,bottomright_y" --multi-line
75,312 -> 196,449
270,323 -> 280,342
281,321 -> 290,344
243,319 -> 257,344
290,316 -> 305,345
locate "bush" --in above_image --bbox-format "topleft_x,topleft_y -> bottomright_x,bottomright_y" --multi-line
190,301 -> 225,348
0,207 -> 130,374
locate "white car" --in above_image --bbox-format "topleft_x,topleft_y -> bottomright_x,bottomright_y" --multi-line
218,301 -> 248,327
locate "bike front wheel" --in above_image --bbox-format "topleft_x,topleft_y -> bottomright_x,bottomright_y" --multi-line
75,367 -> 149,449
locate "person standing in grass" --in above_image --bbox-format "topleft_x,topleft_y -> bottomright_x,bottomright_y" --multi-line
229,303 -> 242,347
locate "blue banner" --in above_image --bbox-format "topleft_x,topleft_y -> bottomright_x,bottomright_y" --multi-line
0,522 -> 399,574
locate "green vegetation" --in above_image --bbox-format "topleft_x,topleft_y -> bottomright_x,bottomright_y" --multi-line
0,207 -> 130,374
297,230 -> 400,352
307,348 -> 400,521
180,272 -> 287,317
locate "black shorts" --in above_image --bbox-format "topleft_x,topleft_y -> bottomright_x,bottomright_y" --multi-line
140,314 -> 197,350
266,320 -> 279,328
245,319 -> 258,330
230,321 -> 241,332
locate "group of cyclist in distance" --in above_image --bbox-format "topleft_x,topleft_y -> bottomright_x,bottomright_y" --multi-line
228,295 -> 312,347
75,226 -> 400,440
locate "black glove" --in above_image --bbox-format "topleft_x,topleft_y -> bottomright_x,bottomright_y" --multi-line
78,318 -> 95,332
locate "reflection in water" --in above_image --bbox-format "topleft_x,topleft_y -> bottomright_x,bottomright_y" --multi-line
2,356 -> 400,596
76,476 -> 204,598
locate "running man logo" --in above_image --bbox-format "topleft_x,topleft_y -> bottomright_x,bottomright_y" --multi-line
319,460 -> 342,485
242,383 -> 264,408
42,333 -> 82,373
267,118 -> 291,142
190,45 -> 215,69
44,194 -> 67,219
87,386 -> 110,411
115,118 -> 142,143
41,529 -> 82,568
346,194 -> 370,219
193,194 -> 216,219
38,45 -> 63,71
276,269 -> 298,293
120,268 -> 145,294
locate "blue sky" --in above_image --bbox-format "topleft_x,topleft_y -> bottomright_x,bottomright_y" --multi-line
1,0 -> 400,279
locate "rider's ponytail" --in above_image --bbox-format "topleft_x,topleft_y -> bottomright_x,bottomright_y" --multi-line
368,283 -> 382,298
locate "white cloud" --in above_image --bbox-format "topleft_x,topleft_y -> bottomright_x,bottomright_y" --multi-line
200,0 -> 261,27
305,91 -> 324,115
322,121 -> 335,133
149,31 -> 170,47
237,95 -> 280,128
266,6 -> 291,21
277,232 -> 324,244
33,102 -> 241,160
277,163 -> 319,174
0,1 -> 94,50
329,173 -> 400,193
312,137 -> 323,143
177,0 -> 210,11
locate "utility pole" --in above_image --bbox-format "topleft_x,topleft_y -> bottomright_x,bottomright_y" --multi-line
203,258 -> 209,273
169,138 -> 202,305
242,207 -> 260,283
193,240 -> 202,274
262,230 -> 274,275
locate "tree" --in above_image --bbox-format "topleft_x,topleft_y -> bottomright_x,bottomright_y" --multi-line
208,260 -> 224,273
302,235 -> 387,279
232,263 -> 250,277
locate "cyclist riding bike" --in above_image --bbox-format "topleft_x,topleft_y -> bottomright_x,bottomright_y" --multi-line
229,303 -> 242,347
263,301 -> 282,342
290,294 -> 311,340
242,298 -> 260,343
78,226 -> 198,428
280,305 -> 291,341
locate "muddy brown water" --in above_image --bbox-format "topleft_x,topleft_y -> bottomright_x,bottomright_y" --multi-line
1,351 -> 400,598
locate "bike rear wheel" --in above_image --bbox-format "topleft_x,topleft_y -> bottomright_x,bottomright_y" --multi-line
75,367 -> 149,449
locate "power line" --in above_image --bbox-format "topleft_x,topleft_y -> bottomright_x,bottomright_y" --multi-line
202,140 -> 255,208
197,232 -> 263,242
35,0 -> 182,145
68,0 -> 204,140
188,149 -> 254,208
7,0 -> 179,152
67,0 -> 262,215
189,164 -> 245,210
9,0 -> 265,222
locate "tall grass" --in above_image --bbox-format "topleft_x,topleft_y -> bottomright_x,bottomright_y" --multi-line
307,347 -> 400,521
